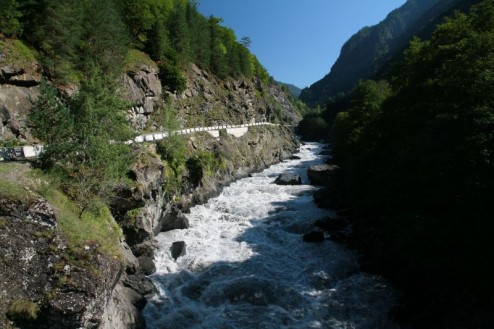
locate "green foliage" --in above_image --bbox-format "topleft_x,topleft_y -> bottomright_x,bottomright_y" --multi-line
79,0 -> 129,78
186,150 -> 220,186
30,71 -> 134,219
0,39 -> 36,67
7,299 -> 40,322
331,1 -> 494,321
39,185 -> 123,259
297,114 -> 329,141
123,49 -> 158,72
158,60 -> 187,94
330,80 -> 390,166
7,0 -> 269,84
31,0 -> 84,82
0,0 -> 23,37
155,100 -> 187,190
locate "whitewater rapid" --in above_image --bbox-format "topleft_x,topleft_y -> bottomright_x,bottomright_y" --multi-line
144,143 -> 397,328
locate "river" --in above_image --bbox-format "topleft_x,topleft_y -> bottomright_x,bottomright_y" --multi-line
143,142 -> 398,328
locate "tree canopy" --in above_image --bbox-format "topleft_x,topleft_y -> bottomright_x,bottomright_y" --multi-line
1,0 -> 268,86
330,1 -> 494,325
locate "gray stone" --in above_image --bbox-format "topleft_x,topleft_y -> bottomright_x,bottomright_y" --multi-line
137,256 -> 156,275
274,173 -> 302,185
161,206 -> 190,232
170,241 -> 186,260
307,164 -> 339,186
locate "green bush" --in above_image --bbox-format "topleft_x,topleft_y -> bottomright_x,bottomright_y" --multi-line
7,299 -> 40,322
297,115 -> 329,141
186,151 -> 220,186
158,62 -> 187,94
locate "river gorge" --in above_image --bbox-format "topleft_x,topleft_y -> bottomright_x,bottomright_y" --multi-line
143,143 -> 398,328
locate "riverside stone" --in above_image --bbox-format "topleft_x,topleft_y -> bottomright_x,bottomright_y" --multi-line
307,164 -> 339,186
171,241 -> 187,260
274,173 -> 302,185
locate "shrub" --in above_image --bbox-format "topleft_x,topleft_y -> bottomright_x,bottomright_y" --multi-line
7,299 -> 40,322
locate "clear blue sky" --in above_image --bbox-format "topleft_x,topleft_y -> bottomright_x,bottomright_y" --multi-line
198,0 -> 406,88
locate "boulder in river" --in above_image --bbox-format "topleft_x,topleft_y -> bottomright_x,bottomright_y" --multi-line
307,164 -> 339,186
171,241 -> 187,260
274,173 -> 302,185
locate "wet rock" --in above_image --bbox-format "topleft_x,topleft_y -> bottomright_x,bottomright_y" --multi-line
171,241 -> 187,260
307,164 -> 339,186
274,173 -> 302,185
123,275 -> 157,297
290,155 -> 301,160
303,231 -> 325,243
161,206 -> 190,232
137,256 -> 156,275
101,282 -> 147,329
121,242 -> 139,274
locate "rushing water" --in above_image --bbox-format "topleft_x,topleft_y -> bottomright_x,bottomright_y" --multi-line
144,143 -> 397,329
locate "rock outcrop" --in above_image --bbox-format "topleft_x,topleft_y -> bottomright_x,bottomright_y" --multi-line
307,164 -> 339,186
0,196 -> 121,329
122,65 -> 162,131
274,173 -> 302,185
1,38 -> 301,328
0,44 -> 41,143
174,64 -> 300,126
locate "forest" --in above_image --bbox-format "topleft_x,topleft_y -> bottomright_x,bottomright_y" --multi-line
0,0 -> 269,90
0,0 -> 274,215
314,0 -> 494,326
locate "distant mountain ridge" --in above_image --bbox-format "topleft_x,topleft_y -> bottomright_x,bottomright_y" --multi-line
277,81 -> 302,98
299,0 -> 472,107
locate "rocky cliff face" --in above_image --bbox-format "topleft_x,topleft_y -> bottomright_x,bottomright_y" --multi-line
0,170 -> 121,329
121,63 -> 301,132
0,44 -> 301,327
0,43 -> 41,143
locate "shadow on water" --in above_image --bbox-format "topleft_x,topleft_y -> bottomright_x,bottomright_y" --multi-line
144,143 -> 399,329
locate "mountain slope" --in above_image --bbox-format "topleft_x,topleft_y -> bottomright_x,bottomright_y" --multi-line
299,0 -> 469,107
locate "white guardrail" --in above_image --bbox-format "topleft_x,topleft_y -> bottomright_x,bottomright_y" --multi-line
0,122 -> 273,161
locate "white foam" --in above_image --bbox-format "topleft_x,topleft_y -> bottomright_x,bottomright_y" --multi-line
144,143 -> 397,328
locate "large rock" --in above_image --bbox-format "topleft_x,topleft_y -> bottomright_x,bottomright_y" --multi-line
170,241 -> 187,260
122,65 -> 162,130
100,283 -> 146,329
0,196 -> 121,329
161,206 -> 190,232
307,164 -> 339,186
274,173 -> 302,185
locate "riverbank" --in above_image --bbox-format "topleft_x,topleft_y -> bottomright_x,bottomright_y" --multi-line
310,158 -> 494,329
143,142 -> 398,328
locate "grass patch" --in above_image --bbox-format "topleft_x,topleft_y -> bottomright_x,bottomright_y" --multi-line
123,49 -> 158,72
0,163 -> 122,261
0,39 -> 37,67
0,163 -> 36,200
39,186 -> 123,261
7,299 -> 40,322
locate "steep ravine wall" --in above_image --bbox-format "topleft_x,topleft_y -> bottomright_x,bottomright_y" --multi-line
1,50 -> 301,328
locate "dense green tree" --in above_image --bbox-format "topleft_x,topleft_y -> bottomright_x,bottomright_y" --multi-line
32,0 -> 83,82
331,80 -> 390,166
0,0 -> 22,37
79,0 -> 129,77
30,71 -> 133,218
115,0 -> 154,46
331,1 -> 494,324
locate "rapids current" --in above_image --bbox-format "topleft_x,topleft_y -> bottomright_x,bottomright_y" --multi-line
144,143 -> 397,329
